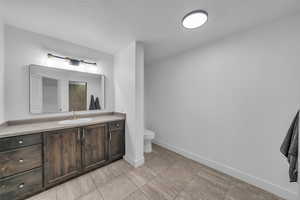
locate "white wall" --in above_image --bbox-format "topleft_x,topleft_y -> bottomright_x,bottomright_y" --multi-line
114,41 -> 144,167
0,18 -> 4,124
145,14 -> 300,200
4,25 -> 114,120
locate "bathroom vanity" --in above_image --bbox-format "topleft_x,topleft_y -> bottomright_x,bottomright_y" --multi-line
0,113 -> 125,200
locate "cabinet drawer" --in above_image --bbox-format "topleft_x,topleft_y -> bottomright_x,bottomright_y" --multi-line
0,145 -> 42,178
0,134 -> 41,152
109,120 -> 125,131
0,167 -> 43,200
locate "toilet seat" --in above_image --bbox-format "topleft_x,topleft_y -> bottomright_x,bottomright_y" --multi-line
144,129 -> 155,140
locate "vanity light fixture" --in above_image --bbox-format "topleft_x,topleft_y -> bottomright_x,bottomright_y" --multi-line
47,53 -> 97,66
182,10 -> 208,29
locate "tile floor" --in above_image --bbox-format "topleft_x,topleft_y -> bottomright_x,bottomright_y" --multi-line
27,144 -> 284,200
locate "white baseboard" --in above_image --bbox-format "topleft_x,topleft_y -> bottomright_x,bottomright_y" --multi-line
153,140 -> 298,200
124,154 -> 145,168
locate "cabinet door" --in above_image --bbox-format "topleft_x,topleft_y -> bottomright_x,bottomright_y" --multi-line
44,128 -> 81,187
82,124 -> 108,171
109,129 -> 125,161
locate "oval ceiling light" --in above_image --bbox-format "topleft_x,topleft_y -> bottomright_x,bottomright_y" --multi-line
182,10 -> 208,29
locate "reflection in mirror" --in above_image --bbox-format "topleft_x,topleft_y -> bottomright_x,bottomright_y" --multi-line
69,81 -> 87,111
42,77 -> 59,113
29,65 -> 105,114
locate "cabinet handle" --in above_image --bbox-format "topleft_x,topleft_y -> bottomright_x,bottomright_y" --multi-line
109,132 -> 112,142
18,183 -> 25,189
18,140 -> 23,144
83,129 -> 85,140
77,129 -> 81,141
19,159 -> 24,163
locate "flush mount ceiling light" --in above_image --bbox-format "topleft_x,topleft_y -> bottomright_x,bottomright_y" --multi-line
47,53 -> 97,66
182,10 -> 208,29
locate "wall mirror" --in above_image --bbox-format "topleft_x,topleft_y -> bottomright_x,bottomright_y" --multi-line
29,65 -> 105,114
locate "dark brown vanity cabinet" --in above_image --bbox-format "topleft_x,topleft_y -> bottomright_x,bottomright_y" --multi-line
0,120 -> 125,200
43,121 -> 125,187
108,121 -> 125,161
82,124 -> 109,171
0,134 -> 42,200
44,128 -> 82,187
0,168 -> 43,200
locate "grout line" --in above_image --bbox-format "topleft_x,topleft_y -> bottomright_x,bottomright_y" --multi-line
118,171 -> 141,200
72,173 -> 104,200
95,187 -> 105,200
126,173 -> 140,188
89,170 -> 113,200
55,187 -> 58,200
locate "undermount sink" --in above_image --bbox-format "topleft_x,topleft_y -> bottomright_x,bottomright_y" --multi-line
58,118 -> 93,125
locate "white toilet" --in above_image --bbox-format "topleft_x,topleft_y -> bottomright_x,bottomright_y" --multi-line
144,129 -> 155,153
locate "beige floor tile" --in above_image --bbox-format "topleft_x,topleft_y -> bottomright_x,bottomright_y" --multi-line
110,159 -> 134,176
77,190 -> 103,200
57,179 -> 84,200
225,183 -> 283,200
174,191 -> 195,200
98,175 -> 138,200
141,183 -> 168,200
154,150 -> 179,164
197,166 -> 234,190
127,165 -> 157,187
174,156 -> 204,175
225,185 -> 264,200
164,151 -> 184,162
76,174 -> 97,194
90,165 -> 116,187
141,176 -> 182,200
160,163 -> 194,191
145,156 -> 173,175
25,187 -> 57,200
148,144 -> 181,164
123,190 -> 149,200
152,144 -> 168,153
178,175 -> 228,200
144,151 -> 160,162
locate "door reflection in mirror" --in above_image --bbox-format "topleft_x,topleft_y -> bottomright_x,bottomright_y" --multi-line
29,64 -> 105,114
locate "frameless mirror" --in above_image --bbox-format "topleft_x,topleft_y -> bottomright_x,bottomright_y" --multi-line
29,65 -> 105,114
